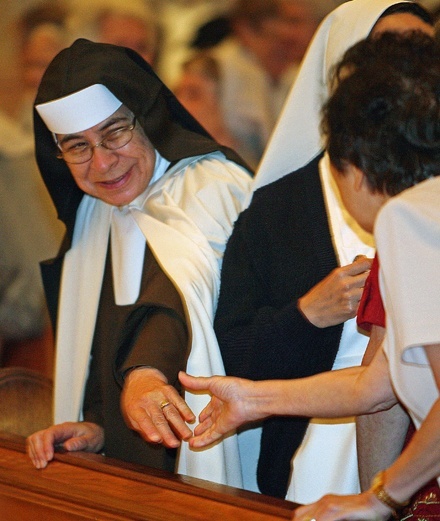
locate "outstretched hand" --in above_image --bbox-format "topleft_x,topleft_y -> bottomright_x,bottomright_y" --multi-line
26,421 -> 105,469
178,371 -> 265,448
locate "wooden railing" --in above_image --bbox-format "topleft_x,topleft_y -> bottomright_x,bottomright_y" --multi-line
0,433 -> 296,520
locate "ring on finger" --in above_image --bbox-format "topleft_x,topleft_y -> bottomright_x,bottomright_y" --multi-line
160,400 -> 171,410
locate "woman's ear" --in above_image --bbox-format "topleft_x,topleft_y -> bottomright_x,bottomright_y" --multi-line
349,164 -> 367,192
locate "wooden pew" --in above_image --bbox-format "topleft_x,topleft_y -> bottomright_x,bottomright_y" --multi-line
0,433 -> 296,520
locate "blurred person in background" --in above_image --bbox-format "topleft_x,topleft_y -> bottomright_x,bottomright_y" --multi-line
15,1 -> 71,134
173,51 -> 239,151
67,0 -> 160,68
153,0 -> 234,86
209,0 -> 341,168
0,2 -> 69,374
0,119 -> 47,358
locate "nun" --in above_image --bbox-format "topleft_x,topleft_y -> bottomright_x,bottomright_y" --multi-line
212,0 -> 433,501
26,38 -> 251,488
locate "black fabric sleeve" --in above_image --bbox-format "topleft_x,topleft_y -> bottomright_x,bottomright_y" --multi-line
115,306 -> 188,387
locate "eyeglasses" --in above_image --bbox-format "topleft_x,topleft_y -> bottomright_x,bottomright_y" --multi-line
56,117 -> 137,164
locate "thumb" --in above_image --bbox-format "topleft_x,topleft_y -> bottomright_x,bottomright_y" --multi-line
179,371 -> 210,391
348,255 -> 372,274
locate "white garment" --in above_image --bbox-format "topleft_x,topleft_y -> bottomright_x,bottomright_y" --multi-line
110,151 -> 168,305
110,207 -> 146,305
375,177 -> 440,486
254,0 -> 411,189
53,151 -> 252,487
285,155 -> 374,504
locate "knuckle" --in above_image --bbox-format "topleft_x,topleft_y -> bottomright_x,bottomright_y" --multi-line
151,411 -> 168,427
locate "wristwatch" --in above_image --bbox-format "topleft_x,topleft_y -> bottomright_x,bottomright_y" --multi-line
371,471 -> 409,518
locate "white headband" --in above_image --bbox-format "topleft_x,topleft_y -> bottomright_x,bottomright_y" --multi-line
36,84 -> 123,134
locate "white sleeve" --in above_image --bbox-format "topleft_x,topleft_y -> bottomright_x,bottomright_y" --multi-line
375,178 -> 440,364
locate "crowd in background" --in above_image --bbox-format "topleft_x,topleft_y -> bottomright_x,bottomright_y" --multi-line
0,1 -> 440,517
0,0 -> 350,361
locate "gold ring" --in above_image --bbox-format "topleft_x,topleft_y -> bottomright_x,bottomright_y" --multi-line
160,400 -> 171,410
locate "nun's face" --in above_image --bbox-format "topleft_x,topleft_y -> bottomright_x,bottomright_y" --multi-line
56,106 -> 156,207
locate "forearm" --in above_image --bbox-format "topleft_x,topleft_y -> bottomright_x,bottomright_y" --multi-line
242,345 -> 395,421
247,366 -> 377,420
357,404 -> 410,490
378,399 -> 440,504
357,325 -> 410,490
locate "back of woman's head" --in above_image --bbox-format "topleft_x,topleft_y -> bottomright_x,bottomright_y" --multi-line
323,30 -> 440,196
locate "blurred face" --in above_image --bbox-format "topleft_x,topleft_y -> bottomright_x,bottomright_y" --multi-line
56,106 -> 156,207
236,1 -> 317,80
242,0 -> 317,80
21,28 -> 65,92
271,1 -> 318,63
371,12 -> 434,37
175,71 -> 219,121
330,162 -> 388,234
99,14 -> 156,65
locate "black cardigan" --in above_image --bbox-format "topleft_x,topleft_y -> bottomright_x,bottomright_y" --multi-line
215,154 -> 344,498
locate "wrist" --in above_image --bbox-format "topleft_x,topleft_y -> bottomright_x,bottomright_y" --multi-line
297,297 -> 320,327
125,366 -> 167,384
370,470 -> 409,519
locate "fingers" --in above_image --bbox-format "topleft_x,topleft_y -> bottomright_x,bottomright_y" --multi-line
170,394 -> 196,424
122,379 -> 196,448
187,402 -> 223,448
351,255 -> 373,270
339,256 -> 372,300
128,400 -> 191,448
154,398 -> 194,445
293,497 -> 337,521
26,430 -> 56,469
189,426 -> 222,448
345,256 -> 372,281
26,421 -> 104,469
